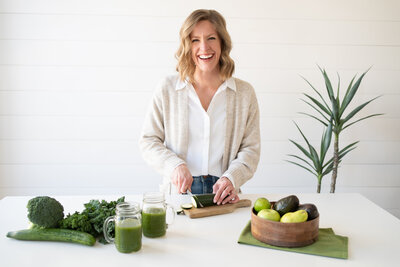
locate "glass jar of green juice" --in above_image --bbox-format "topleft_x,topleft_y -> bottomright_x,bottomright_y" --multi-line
142,192 -> 175,238
103,202 -> 142,253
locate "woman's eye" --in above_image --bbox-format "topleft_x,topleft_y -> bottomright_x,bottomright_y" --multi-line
208,37 -> 216,40
191,39 -> 199,43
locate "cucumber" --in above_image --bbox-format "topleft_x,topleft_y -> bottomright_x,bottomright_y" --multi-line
6,228 -> 96,246
181,203 -> 193,210
191,194 -> 216,208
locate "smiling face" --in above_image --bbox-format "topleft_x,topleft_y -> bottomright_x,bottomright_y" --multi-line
190,20 -> 221,76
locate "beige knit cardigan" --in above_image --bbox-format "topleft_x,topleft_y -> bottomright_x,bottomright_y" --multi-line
139,74 -> 261,191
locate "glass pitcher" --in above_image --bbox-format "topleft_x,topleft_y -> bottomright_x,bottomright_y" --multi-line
142,192 -> 175,237
103,202 -> 142,253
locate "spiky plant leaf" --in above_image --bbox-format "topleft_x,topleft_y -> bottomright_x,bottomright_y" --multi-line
342,113 -> 384,131
339,68 -> 371,117
322,142 -> 359,168
320,122 -> 333,162
288,154 -> 316,171
289,139 -> 312,160
340,74 -> 357,116
286,160 -> 315,175
293,122 -> 311,148
341,96 -> 382,126
303,93 -> 331,116
309,144 -> 322,172
298,112 -> 328,126
300,75 -> 332,113
319,67 -> 339,122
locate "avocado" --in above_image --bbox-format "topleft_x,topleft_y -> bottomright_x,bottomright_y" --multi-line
273,195 -> 299,216
297,203 -> 319,220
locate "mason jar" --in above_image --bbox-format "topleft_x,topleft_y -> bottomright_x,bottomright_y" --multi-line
142,192 -> 175,238
103,202 -> 142,253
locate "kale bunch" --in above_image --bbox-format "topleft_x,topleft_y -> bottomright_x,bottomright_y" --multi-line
60,196 -> 125,244
59,211 -> 95,236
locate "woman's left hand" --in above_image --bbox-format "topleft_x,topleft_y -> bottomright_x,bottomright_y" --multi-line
212,177 -> 240,205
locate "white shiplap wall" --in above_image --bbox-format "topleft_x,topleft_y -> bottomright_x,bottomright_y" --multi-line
0,0 -> 399,217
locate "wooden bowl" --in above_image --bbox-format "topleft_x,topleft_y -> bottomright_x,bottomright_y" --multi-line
251,207 -> 319,248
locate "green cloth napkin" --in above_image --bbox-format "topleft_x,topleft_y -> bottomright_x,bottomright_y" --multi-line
238,221 -> 348,259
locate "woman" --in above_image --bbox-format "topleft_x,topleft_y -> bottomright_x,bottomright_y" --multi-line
139,9 -> 260,205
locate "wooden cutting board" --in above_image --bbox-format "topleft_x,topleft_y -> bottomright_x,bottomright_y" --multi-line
183,199 -> 252,219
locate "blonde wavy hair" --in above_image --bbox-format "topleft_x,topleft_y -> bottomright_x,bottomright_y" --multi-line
175,9 -> 235,83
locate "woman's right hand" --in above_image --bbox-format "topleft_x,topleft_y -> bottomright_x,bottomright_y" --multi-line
171,164 -> 193,194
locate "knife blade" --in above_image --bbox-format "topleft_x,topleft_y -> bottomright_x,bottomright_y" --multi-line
185,190 -> 204,208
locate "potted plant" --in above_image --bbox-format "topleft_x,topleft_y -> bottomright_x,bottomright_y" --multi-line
288,67 -> 383,193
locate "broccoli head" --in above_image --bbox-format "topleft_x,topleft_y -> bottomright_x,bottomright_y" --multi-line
27,196 -> 64,228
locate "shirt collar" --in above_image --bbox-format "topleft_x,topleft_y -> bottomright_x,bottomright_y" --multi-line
225,77 -> 236,91
175,78 -> 188,91
175,76 -> 236,91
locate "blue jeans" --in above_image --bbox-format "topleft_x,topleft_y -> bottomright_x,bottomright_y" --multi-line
191,175 -> 219,194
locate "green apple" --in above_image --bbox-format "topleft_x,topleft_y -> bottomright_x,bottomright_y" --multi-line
254,197 -> 271,213
257,209 -> 280,222
280,210 -> 308,223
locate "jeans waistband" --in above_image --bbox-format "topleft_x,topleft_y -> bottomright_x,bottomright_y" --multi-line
192,175 -> 219,179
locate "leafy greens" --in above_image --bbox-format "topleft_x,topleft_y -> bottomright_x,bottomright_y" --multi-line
60,196 -> 125,244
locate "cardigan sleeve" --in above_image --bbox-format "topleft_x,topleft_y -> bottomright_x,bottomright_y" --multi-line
138,83 -> 186,180
222,88 -> 261,189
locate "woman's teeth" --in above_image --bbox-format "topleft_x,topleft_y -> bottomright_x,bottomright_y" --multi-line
199,54 -> 213,59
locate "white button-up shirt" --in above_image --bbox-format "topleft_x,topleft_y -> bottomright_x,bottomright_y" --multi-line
176,77 -> 236,177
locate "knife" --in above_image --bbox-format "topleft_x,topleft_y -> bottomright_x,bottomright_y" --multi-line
185,190 -> 204,208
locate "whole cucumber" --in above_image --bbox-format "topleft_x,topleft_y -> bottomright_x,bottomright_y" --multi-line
7,228 -> 96,246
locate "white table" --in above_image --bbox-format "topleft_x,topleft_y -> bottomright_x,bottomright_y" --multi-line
1,193 -> 400,267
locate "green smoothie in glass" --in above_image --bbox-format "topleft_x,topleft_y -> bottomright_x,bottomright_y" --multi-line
103,202 -> 142,253
115,218 -> 142,253
142,207 -> 166,238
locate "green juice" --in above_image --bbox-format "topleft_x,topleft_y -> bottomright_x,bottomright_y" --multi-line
142,208 -> 166,238
114,218 -> 142,253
